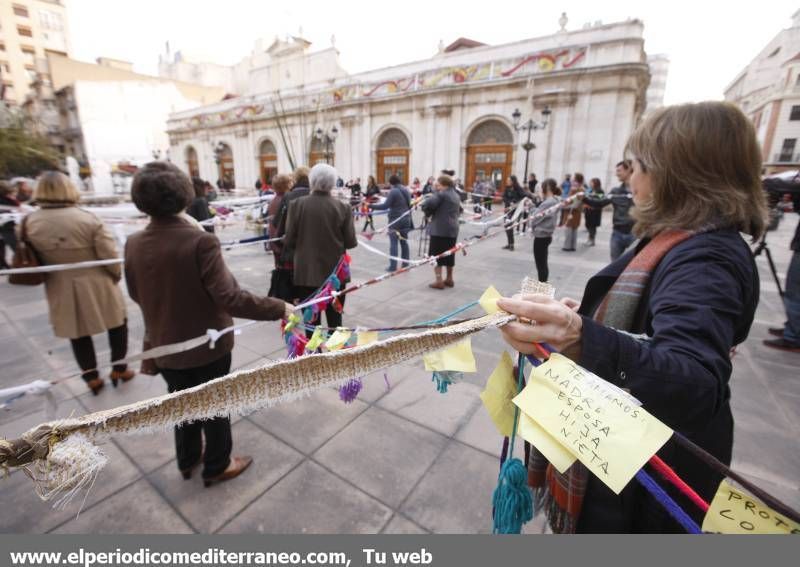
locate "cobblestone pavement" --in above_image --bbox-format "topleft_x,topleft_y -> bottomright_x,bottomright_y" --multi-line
1,205 -> 798,533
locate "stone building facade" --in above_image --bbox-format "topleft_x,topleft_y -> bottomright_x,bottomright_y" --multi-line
167,20 -> 650,191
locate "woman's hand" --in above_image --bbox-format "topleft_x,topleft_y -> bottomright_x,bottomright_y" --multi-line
284,302 -> 295,320
497,294 -> 583,354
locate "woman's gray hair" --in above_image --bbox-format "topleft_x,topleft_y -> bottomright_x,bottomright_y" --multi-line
309,163 -> 337,193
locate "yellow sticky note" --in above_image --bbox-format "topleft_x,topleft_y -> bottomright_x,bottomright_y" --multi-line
306,328 -> 325,351
517,413 -> 577,474
479,285 -> 503,315
423,338 -> 477,372
479,352 -> 517,437
325,328 -> 351,351
356,331 -> 379,347
512,353 -> 672,494
702,480 -> 800,534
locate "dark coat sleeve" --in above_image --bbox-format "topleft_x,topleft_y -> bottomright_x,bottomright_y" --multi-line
370,189 -> 396,211
196,233 -> 285,320
578,238 -> 751,432
421,192 -> 441,215
341,203 -> 357,250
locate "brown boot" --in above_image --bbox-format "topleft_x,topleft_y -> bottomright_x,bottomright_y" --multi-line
110,368 -> 136,387
203,455 -> 253,487
429,266 -> 445,289
444,266 -> 454,287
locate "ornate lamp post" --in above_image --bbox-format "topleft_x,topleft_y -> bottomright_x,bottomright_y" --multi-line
511,106 -> 551,182
315,125 -> 339,164
151,149 -> 161,161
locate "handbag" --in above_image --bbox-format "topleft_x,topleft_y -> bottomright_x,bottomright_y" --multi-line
8,216 -> 45,286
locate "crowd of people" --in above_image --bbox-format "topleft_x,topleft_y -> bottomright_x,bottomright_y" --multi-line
2,101 -> 800,533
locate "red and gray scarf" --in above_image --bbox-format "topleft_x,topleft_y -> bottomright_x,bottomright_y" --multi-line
527,229 -> 694,533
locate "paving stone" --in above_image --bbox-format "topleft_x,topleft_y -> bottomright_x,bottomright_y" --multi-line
455,402 -> 524,458
377,370 -> 482,437
0,440 -> 142,533
52,479 -> 192,534
249,387 -> 368,453
219,461 -> 391,534
148,420 -> 302,533
382,514 -> 429,534
401,442 -> 498,533
114,428 -> 177,475
314,406 -> 448,507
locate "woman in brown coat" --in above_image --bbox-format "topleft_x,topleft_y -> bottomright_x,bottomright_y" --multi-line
23,172 -> 133,394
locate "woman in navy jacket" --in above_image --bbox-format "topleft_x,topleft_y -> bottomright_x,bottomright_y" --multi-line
497,102 -> 767,533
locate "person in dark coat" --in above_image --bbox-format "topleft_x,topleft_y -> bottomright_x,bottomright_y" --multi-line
497,102 -> 767,533
285,163 -> 357,330
584,162 -> 636,259
583,178 -> 605,246
186,177 -> 214,233
0,181 -> 20,269
274,166 -> 311,302
421,174 -> 462,289
370,174 -> 412,272
501,175 -> 530,251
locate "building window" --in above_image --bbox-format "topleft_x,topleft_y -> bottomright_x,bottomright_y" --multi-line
21,47 -> 35,65
0,43 -> 5,52
39,10 -> 64,31
0,61 -> 9,74
779,138 -> 797,161
791,106 -> 800,121
17,25 -> 33,38
13,4 -> 30,17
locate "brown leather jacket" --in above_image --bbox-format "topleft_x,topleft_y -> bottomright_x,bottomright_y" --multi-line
124,216 -> 284,369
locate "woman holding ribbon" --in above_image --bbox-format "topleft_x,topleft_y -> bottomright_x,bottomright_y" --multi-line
23,172 -> 132,395
497,102 -> 766,533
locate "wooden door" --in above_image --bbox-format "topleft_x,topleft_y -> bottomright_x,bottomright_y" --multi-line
310,152 -> 334,166
219,157 -> 235,187
466,145 -> 512,195
377,148 -> 409,185
259,154 -> 278,184
187,159 -> 199,178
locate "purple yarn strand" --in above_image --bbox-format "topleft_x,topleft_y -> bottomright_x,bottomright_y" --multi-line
635,469 -> 702,534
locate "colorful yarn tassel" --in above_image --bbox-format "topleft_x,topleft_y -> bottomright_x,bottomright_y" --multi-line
338,378 -> 363,403
492,457 -> 533,534
431,371 -> 463,393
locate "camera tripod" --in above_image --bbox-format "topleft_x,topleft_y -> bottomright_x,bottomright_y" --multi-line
753,233 -> 785,298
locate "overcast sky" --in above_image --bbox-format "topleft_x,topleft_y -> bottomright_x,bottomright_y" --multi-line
66,0 -> 798,104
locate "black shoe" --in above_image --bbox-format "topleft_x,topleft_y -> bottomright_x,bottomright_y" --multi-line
768,327 -> 785,337
501,245 -> 511,250
763,338 -> 800,353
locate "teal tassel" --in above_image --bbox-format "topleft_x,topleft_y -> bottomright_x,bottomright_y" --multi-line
492,458 -> 533,534
431,371 -> 463,394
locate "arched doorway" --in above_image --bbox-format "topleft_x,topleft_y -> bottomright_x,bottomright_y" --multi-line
217,143 -> 234,189
465,119 -> 514,193
258,139 -> 278,184
310,137 -> 335,166
185,146 -> 199,178
376,128 -> 410,185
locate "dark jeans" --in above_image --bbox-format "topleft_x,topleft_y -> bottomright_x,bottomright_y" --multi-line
362,215 -> 374,231
388,228 -> 410,271
505,210 -> 515,246
518,211 -> 529,233
295,285 -> 346,337
160,353 -> 233,479
587,225 -> 597,240
610,229 -> 636,260
533,236 -> 552,282
69,321 -> 128,382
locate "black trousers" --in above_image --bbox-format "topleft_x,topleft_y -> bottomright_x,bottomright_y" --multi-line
362,215 -> 374,231
295,285 -> 346,338
160,353 -> 233,478
505,210 -> 515,246
533,236 -> 552,282
69,321 -> 128,382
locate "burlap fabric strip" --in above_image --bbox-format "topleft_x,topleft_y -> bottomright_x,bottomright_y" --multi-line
0,312 -> 513,504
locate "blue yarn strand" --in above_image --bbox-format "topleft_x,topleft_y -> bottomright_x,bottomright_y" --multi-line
635,469 -> 702,534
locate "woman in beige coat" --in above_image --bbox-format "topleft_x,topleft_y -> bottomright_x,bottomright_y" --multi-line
23,172 -> 133,394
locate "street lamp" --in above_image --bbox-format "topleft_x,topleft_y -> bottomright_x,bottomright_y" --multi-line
151,149 -> 161,161
512,106 -> 551,182
315,125 -> 338,164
